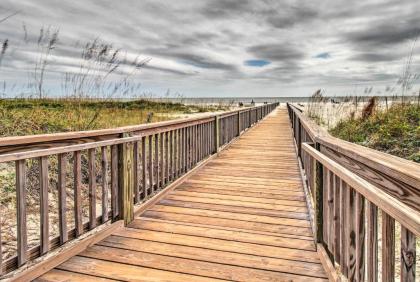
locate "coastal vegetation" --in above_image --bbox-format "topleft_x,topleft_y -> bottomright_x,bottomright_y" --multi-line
330,100 -> 419,162
0,98 -> 227,137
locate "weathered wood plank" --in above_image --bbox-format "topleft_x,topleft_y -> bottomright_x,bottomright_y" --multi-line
16,159 -> 27,266
366,201 -> 378,282
57,154 -> 68,244
39,156 -> 49,254
88,148 -> 96,229
110,145 -> 118,219
401,227 -> 416,282
73,151 -> 83,236
101,147 -> 108,223
382,212 -> 395,281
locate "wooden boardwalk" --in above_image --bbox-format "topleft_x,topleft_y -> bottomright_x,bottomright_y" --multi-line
36,109 -> 328,281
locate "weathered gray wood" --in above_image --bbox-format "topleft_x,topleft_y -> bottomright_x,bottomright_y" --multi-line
154,133 -> 159,191
73,151 -> 83,236
159,132 -> 164,188
101,147 -> 109,223
174,130 -> 178,178
148,135 -> 153,194
88,148 -> 96,229
315,144 -> 324,244
382,212 -> 395,281
366,201 -> 378,282
340,180 -> 348,276
303,143 -> 420,237
118,140 -> 134,225
347,187 -> 356,281
401,227 -> 416,282
320,145 -> 420,213
214,116 -> 220,153
16,159 -> 27,266
141,137 -> 147,198
57,154 -> 67,244
165,131 -> 169,182
133,142 -> 139,204
39,156 -> 49,255
111,145 -> 118,219
322,168 -> 329,248
355,192 -> 365,282
333,174 -> 340,263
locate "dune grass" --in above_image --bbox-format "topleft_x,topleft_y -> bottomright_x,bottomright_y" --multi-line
0,98 -> 227,137
330,102 -> 420,162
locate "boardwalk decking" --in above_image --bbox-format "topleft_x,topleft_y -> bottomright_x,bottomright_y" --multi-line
36,109 -> 328,281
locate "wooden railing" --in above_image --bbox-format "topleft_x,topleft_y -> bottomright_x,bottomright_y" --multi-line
0,103 -> 278,277
287,103 -> 420,282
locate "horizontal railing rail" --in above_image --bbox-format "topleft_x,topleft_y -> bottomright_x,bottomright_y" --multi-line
287,103 -> 419,281
0,103 -> 278,278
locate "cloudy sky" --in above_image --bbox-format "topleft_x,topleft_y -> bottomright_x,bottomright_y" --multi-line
0,0 -> 419,97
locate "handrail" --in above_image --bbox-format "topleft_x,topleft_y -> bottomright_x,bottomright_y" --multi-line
0,102 -> 279,277
287,103 -> 419,281
0,105 -> 268,153
303,143 -> 420,236
287,103 -> 420,211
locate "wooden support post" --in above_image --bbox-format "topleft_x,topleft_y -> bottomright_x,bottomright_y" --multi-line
214,116 -> 220,153
118,136 -> 134,225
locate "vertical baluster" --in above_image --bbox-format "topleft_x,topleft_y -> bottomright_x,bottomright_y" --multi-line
186,127 -> 190,170
340,180 -> 348,276
16,159 -> 27,266
181,128 -> 185,173
111,145 -> 118,219
366,201 -> 378,282
88,149 -> 96,229
166,130 -> 170,178
328,170 -> 334,253
101,147 -> 109,223
73,151 -> 83,236
155,134 -> 159,190
174,129 -> 178,178
401,227 -> 416,282
133,142 -> 139,204
169,130 -> 173,180
191,126 -> 195,165
141,137 -> 147,199
58,154 -> 67,244
333,174 -> 340,263
198,124 -> 202,161
347,186 -> 356,280
323,168 -> 329,247
160,132 -> 164,187
355,192 -> 365,281
39,156 -> 49,254
382,213 -> 395,281
148,135 -> 153,194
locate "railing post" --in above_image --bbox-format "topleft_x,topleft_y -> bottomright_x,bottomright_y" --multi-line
214,115 -> 220,153
118,134 -> 134,225
237,111 -> 241,136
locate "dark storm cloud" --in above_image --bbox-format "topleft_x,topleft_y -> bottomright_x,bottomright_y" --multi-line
200,0 -> 251,18
144,46 -> 236,71
247,43 -> 304,62
351,52 -> 402,62
263,4 -> 319,29
346,22 -> 420,48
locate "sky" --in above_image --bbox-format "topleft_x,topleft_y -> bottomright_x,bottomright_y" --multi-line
0,0 -> 420,98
